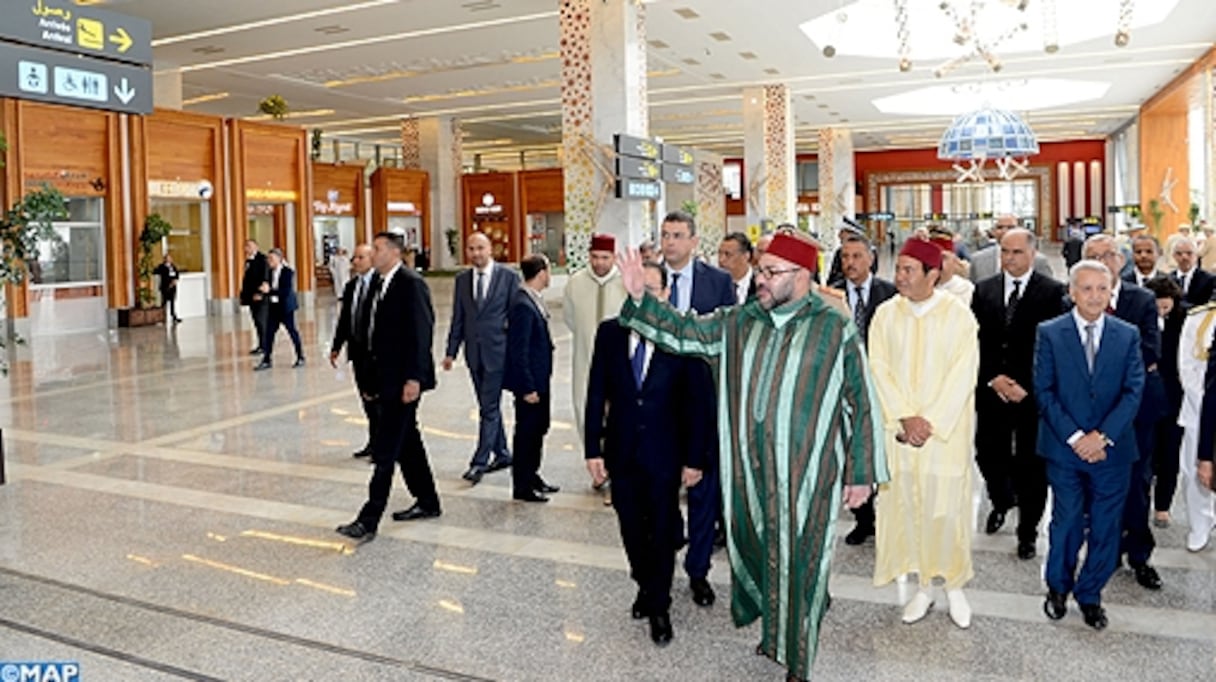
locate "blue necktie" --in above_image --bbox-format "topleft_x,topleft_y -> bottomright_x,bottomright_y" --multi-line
631,340 -> 646,389
669,272 -> 681,309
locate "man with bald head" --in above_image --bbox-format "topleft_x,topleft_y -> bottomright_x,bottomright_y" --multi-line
1170,237 -> 1215,306
972,228 -> 1068,558
444,231 -> 522,484
1081,234 -> 1165,590
614,233 -> 887,682
970,215 -> 1053,282
331,244 -> 378,458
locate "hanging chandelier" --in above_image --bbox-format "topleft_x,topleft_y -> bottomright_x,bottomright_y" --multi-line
937,107 -> 1040,182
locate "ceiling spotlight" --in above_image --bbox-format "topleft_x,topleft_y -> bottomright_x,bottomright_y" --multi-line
823,45 -> 836,58
899,58 -> 912,72
1114,31 -> 1130,47
1044,43 -> 1059,54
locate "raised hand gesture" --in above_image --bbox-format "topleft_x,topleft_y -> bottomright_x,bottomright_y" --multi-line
616,248 -> 646,302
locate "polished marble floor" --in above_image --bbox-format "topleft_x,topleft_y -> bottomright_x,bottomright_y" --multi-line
2,269 -> 1215,681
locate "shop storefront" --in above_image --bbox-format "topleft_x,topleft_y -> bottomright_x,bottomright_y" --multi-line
461,172 -> 521,263
518,168 -> 565,265
370,167 -> 429,266
312,161 -> 366,288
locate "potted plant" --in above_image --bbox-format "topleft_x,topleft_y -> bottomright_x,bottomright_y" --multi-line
444,227 -> 460,258
1146,199 -> 1165,238
1189,201 -> 1201,227
310,129 -> 323,160
120,213 -> 172,327
258,95 -> 289,120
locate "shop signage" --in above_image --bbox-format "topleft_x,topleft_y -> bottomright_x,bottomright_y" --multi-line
473,192 -> 503,215
858,211 -> 895,221
0,41 -> 151,115
660,143 -> 693,166
23,168 -> 103,195
615,157 -> 660,180
661,164 -> 694,185
614,133 -> 660,161
387,201 -> 419,213
149,179 -> 213,200
615,178 -> 661,201
246,188 -> 298,202
3,0 -> 153,65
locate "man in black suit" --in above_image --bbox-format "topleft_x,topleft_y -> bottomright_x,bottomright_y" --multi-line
826,224 -> 878,288
330,244 -> 377,458
1123,235 -> 1163,288
585,261 -> 712,646
838,231 -> 897,545
973,229 -> 1068,559
154,253 -> 182,323
504,255 -> 557,503
254,248 -> 305,371
1171,237 -> 1216,307
659,210 -> 735,608
443,231 -> 521,484
1083,235 -> 1165,590
336,233 -> 441,541
240,239 -> 269,355
717,231 -> 755,305
1062,225 -> 1085,270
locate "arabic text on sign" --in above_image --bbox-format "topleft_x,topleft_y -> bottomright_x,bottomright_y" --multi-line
387,201 -> 418,213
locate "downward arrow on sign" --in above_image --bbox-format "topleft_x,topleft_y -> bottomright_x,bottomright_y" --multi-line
114,78 -> 135,104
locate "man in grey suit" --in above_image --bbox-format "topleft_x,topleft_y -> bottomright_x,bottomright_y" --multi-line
970,215 -> 1053,282
443,232 -> 522,484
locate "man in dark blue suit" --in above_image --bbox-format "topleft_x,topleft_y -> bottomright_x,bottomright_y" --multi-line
585,261 -> 713,646
1036,259 -> 1145,631
658,210 -> 735,608
443,232 -> 521,484
1082,235 -> 1165,590
254,248 -> 305,371
503,255 -> 557,503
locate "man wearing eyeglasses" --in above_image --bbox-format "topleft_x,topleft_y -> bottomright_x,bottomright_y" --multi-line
1080,235 -> 1166,592
615,232 -> 886,682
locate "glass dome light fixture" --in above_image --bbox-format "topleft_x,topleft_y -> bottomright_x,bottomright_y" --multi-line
937,106 -> 1039,183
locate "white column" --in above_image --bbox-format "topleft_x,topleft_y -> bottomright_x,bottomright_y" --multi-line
561,0 -> 649,270
817,127 -> 855,253
743,85 -> 796,232
406,116 -> 463,270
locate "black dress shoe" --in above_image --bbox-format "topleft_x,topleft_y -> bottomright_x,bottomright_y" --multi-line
250,347 -> 263,355
335,521 -> 375,541
985,509 -> 1007,535
535,480 -> 560,494
648,612 -> 673,646
513,490 -> 549,503
631,591 -> 649,620
462,466 -> 485,484
1017,541 -> 1036,560
1132,564 -> 1163,590
352,447 -> 372,459
292,357 -> 306,368
486,458 -> 512,473
1043,590 -> 1067,620
1079,603 -> 1108,631
844,523 -> 874,546
690,578 -> 715,607
713,526 -> 727,549
391,505 -> 441,521
253,360 -> 272,371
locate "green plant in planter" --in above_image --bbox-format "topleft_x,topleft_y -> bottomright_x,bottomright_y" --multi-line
258,95 -> 289,120
1189,201 -> 1201,227
137,214 -> 173,308
1146,199 -> 1165,237
0,183 -> 67,367
444,227 -> 459,258
310,129 -> 323,160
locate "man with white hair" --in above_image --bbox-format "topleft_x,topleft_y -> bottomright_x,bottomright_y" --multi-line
1170,237 -> 1215,307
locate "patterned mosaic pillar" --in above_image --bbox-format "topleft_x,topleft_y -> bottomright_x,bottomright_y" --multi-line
695,150 -> 726,258
817,127 -> 856,253
560,0 -> 649,271
742,85 -> 796,232
400,118 -> 421,169
415,116 -> 463,269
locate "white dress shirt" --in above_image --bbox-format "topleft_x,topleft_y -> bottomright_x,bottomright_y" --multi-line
628,332 -> 655,382
1003,271 -> 1029,305
846,274 -> 873,314
665,260 -> 695,312
734,269 -> 754,305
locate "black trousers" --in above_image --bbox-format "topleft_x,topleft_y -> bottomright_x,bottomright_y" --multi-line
263,305 -> 303,362
612,471 -> 682,615
161,288 -> 178,320
975,395 -> 1048,543
511,391 -> 550,494
248,302 -> 268,350
1152,417 -> 1184,513
360,395 -> 380,452
1121,414 -> 1157,566
356,397 -> 440,531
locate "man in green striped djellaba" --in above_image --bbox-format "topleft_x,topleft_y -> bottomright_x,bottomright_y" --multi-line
615,232 -> 888,682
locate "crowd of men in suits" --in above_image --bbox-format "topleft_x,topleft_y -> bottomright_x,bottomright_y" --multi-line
258,210 -> 1216,680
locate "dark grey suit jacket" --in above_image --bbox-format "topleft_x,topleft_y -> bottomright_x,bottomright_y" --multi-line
444,263 -> 521,373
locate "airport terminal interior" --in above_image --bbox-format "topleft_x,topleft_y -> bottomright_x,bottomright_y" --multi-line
2,1 -> 1216,680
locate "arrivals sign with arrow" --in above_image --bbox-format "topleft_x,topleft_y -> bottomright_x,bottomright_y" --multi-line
0,0 -> 152,114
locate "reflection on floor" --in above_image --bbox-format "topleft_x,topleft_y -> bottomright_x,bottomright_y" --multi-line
1,280 -> 1215,681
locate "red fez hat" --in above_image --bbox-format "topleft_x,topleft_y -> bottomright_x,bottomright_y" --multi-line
766,233 -> 819,271
929,236 -> 954,253
589,234 -> 615,252
900,238 -> 943,270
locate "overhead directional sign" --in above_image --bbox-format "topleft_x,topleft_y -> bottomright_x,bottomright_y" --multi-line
614,133 -> 660,161
660,143 -> 693,166
661,164 -> 694,184
615,156 -> 661,181
616,178 -> 662,201
1,42 -> 152,114
1,0 -> 153,65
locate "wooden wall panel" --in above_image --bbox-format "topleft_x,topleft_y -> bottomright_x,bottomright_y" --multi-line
312,162 -> 365,217
462,172 -> 520,263
519,168 -> 564,214
369,167 -> 429,250
1139,85 -> 1193,237
1,99 -> 25,318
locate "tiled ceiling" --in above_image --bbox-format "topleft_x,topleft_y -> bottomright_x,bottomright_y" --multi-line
80,0 -> 1216,165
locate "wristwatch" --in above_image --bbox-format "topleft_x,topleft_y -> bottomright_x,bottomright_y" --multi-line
1098,432 -> 1114,447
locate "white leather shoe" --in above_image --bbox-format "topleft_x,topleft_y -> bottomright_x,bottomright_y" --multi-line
1186,525 -> 1212,553
946,589 -> 972,629
901,590 -> 934,624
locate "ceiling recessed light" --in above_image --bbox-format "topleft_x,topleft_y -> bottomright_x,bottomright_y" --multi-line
314,25 -> 351,35
709,73 -> 726,80
764,68 -> 780,75
674,8 -> 700,19
739,51 -> 758,60
682,58 -> 701,66
649,39 -> 670,49
709,32 -> 732,42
